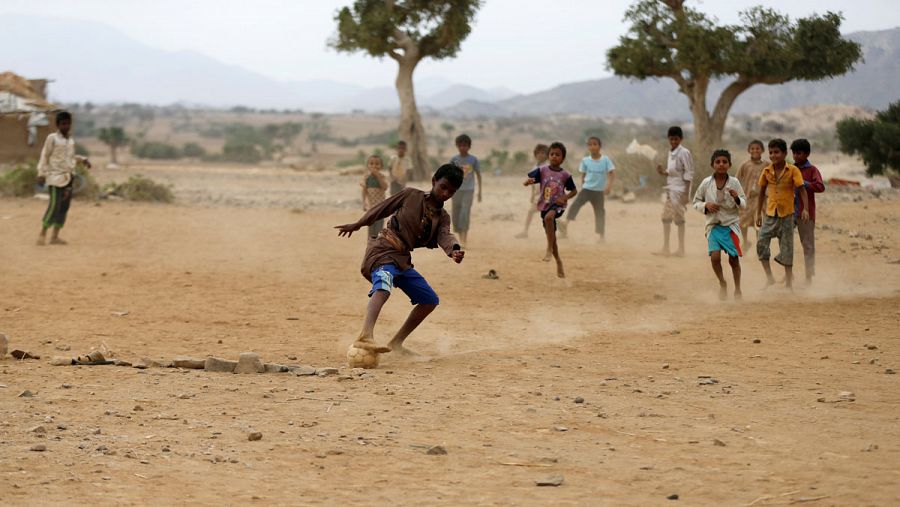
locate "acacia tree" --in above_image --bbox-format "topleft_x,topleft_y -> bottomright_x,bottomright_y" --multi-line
331,0 -> 482,180
98,127 -> 128,165
607,0 -> 862,157
837,101 -> 900,176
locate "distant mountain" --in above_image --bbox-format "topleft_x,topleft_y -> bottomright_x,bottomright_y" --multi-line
0,14 -> 516,111
447,27 -> 900,120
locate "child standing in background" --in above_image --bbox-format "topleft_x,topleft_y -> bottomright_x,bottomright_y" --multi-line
388,140 -> 409,196
561,136 -> 615,242
735,140 -> 767,249
515,143 -> 549,239
361,155 -> 389,239
36,111 -> 91,245
450,134 -> 482,247
655,126 -> 693,257
790,138 -> 825,284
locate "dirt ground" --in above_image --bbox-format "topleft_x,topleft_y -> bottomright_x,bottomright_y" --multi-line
1,166 -> 899,506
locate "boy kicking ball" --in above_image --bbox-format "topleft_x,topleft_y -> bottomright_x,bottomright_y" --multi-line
335,164 -> 465,356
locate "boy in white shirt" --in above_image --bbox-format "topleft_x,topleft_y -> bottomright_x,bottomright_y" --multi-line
36,111 -> 91,245
655,126 -> 693,256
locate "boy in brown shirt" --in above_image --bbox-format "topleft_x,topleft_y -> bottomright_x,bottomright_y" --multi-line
735,139 -> 767,249
335,164 -> 466,355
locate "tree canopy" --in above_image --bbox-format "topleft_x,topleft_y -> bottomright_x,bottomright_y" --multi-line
837,101 -> 900,176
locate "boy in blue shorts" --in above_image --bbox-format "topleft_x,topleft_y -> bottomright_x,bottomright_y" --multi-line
523,142 -> 577,278
335,164 -> 466,355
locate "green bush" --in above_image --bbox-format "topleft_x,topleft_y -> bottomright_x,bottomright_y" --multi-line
221,139 -> 262,163
105,175 -> 173,202
132,141 -> 180,160
75,143 -> 90,157
182,142 -> 207,158
0,162 -> 38,197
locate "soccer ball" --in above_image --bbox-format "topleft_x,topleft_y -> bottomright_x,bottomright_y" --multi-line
346,344 -> 381,369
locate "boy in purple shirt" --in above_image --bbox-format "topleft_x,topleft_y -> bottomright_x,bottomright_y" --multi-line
791,139 -> 825,284
523,142 -> 577,278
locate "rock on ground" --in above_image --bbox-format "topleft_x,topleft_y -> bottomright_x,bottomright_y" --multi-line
234,353 -> 265,374
204,357 -> 238,373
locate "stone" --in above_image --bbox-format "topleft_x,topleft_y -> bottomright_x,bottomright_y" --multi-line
426,445 -> 447,455
50,356 -> 74,366
139,357 -> 173,368
234,353 -> 265,374
172,356 -> 206,369
713,439 -> 726,447
11,350 -> 40,360
204,357 -> 238,373
18,390 -> 34,398
0,333 -> 7,357
667,494 -> 679,500
574,397 -> 585,404
30,444 -> 47,452
885,369 -> 896,375
28,425 -> 47,434
264,363 -> 290,373
248,431 -> 263,441
698,377 -> 719,385
112,359 -> 132,367
752,339 -> 761,344
133,405 -> 144,412
291,365 -> 317,376
838,391 -> 855,401
316,367 -> 339,377
535,475 -> 564,487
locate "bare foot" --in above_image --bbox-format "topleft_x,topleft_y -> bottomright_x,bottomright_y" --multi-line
514,232 -> 527,239
50,237 -> 68,245
734,289 -> 743,300
389,343 -> 421,357
36,236 -> 46,246
652,250 -> 671,257
718,283 -> 728,301
542,251 -> 551,262
352,339 -> 392,353
556,260 -> 565,278
673,249 -> 685,258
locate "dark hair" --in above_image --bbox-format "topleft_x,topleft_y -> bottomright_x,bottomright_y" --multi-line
790,138 -> 811,154
397,140 -> 407,147
434,163 -> 464,189
56,111 -> 72,125
549,141 -> 567,159
533,143 -> 549,154
710,149 -> 732,165
587,136 -> 602,146
667,126 -> 683,138
748,139 -> 764,149
768,138 -> 788,152
455,134 -> 472,146
368,154 -> 384,165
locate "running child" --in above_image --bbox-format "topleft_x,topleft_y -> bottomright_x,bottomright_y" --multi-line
523,142 -> 577,278
790,138 -> 825,284
360,154 -> 389,239
450,134 -> 482,247
515,143 -> 549,239
560,136 -> 615,242
692,149 -> 747,300
388,140 -> 409,196
756,139 -> 809,289
335,164 -> 465,355
36,111 -> 91,245
655,126 -> 694,257
735,140 -> 767,249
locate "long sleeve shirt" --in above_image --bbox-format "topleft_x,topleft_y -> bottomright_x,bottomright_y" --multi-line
665,145 -> 694,194
794,161 -> 825,221
692,175 -> 747,235
356,188 -> 459,280
37,132 -> 85,187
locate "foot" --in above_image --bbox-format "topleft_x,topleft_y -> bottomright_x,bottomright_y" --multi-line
653,249 -> 671,257
36,236 -> 46,246
718,283 -> 728,301
764,277 -> 777,288
556,260 -> 566,278
388,343 -> 421,357
734,289 -> 743,300
352,338 -> 392,354
673,249 -> 685,258
596,235 -> 605,244
49,237 -> 68,245
514,231 -> 527,239
542,251 -> 551,262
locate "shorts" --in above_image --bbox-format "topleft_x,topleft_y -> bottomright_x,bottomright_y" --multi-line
661,191 -> 686,224
708,224 -> 742,257
540,205 -> 565,230
757,215 -> 794,266
369,264 -> 439,305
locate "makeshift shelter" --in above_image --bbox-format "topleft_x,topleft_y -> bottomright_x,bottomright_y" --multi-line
0,71 -> 58,164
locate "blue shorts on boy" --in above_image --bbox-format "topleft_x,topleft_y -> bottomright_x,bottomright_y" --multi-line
369,264 -> 439,305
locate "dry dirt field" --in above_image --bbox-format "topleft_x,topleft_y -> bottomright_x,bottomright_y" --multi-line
1,164 -> 899,506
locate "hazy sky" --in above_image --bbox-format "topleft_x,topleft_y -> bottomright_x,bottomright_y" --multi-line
4,0 -> 899,93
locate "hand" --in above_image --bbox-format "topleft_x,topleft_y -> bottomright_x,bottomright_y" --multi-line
555,196 -> 568,206
755,215 -> 762,228
656,164 -> 665,176
523,179 -> 533,186
604,186 -> 611,196
334,223 -> 360,237
800,209 -> 810,223
705,202 -> 721,213
84,159 -> 92,169
728,188 -> 738,198
36,176 -> 46,185
451,250 -> 465,263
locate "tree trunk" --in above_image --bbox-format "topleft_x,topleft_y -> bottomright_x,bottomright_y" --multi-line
110,145 -> 118,164
395,56 -> 429,181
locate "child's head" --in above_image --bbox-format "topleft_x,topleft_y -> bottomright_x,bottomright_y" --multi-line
367,155 -> 383,174
586,136 -> 602,156
396,140 -> 407,156
790,138 -> 811,165
667,126 -> 683,150
533,143 -> 549,164
455,134 -> 472,155
56,111 -> 72,136
548,141 -> 567,167
747,139 -> 764,160
710,149 -> 732,174
768,138 -> 788,165
431,163 -> 464,202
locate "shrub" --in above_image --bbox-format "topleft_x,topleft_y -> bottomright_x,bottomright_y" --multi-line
105,175 -> 173,202
221,139 -> 262,163
132,141 -> 180,160
182,142 -> 207,158
0,162 -> 38,197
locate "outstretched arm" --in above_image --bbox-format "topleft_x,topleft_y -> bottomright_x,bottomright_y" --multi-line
336,187 -> 409,237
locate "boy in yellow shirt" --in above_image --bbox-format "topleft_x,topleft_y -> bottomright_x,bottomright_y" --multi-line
755,139 -> 809,289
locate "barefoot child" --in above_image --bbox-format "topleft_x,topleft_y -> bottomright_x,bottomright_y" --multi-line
360,155 -> 389,239
388,140 -> 409,196
450,134 -> 481,247
790,138 -> 825,284
36,111 -> 91,245
756,139 -> 809,289
523,142 -> 577,278
656,126 -> 694,257
515,143 -> 549,239
735,140 -> 767,249
335,164 -> 466,354
561,136 -> 615,242
692,149 -> 747,300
